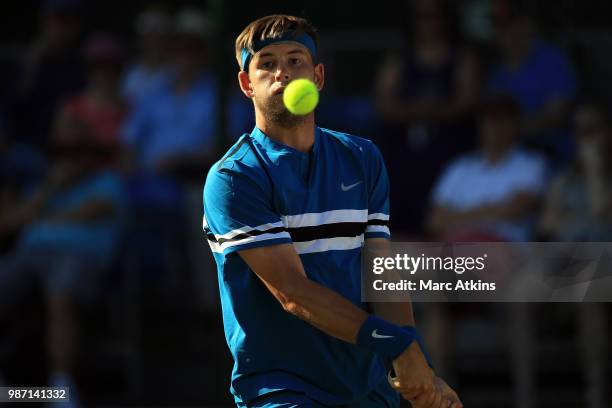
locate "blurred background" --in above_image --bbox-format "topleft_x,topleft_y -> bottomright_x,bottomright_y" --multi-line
0,0 -> 610,407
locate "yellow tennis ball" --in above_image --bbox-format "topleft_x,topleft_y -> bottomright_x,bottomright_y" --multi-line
283,78 -> 319,115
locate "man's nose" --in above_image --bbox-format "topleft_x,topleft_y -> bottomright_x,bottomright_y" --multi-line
274,62 -> 291,82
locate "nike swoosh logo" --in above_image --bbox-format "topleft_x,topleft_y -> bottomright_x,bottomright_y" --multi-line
341,181 -> 362,191
372,329 -> 393,339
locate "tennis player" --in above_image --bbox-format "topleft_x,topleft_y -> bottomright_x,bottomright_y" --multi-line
203,14 -> 462,408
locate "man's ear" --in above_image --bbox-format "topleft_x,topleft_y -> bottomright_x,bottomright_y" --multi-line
238,71 -> 254,98
313,63 -> 325,92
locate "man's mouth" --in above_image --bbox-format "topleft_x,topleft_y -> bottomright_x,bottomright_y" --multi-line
272,82 -> 289,95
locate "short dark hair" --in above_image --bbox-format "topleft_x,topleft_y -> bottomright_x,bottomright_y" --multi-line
235,15 -> 318,70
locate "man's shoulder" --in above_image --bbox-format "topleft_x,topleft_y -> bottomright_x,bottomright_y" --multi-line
319,127 -> 381,157
205,135 -> 268,193
508,148 -> 547,170
214,134 -> 253,167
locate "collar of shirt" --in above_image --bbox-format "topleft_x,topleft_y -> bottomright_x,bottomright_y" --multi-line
250,126 -> 321,182
250,126 -> 320,156
477,146 -> 520,169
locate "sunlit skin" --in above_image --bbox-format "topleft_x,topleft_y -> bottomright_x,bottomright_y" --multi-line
238,43 -> 324,153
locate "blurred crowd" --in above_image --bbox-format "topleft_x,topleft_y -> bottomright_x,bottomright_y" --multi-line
375,0 -> 610,242
0,0 -> 610,407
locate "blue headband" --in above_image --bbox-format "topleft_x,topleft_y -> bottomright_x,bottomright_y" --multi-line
240,31 -> 317,72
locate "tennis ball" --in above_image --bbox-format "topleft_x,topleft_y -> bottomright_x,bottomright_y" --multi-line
283,78 -> 319,115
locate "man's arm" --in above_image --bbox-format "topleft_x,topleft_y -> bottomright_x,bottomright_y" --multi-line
238,242 -> 440,405
239,243 -> 368,343
367,237 -> 415,327
427,191 -> 539,237
365,241 -> 463,408
241,238 -> 420,341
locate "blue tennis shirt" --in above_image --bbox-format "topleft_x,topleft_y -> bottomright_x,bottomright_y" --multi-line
203,126 -> 392,405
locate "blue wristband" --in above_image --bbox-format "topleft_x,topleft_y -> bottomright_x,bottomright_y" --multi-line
356,316 -> 416,360
402,326 -> 433,368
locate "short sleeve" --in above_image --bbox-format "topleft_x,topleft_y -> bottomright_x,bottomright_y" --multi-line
431,160 -> 463,207
365,143 -> 391,240
203,165 -> 292,256
516,154 -> 548,195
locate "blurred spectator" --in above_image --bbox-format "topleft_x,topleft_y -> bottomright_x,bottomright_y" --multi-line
539,102 -> 612,240
0,118 -> 12,249
375,0 -> 480,236
522,98 -> 612,408
14,0 -> 85,145
56,32 -> 127,158
0,108 -> 126,405
0,114 -> 46,251
121,6 -> 171,107
426,95 -> 547,241
460,0 -> 495,44
488,0 -> 577,164
0,114 -> 8,182
121,8 -> 219,176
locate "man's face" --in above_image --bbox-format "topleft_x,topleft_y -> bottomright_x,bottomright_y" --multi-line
495,18 -> 532,58
479,114 -> 518,153
239,43 -> 324,127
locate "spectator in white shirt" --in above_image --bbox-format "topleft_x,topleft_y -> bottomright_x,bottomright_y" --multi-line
427,95 -> 547,241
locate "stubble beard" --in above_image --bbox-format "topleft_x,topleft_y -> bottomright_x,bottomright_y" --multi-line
256,94 -> 307,129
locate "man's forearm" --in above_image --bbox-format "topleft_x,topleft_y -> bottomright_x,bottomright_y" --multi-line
279,277 -> 423,367
272,276 -> 368,344
241,242 -> 414,349
371,302 -> 415,327
429,195 -> 537,234
366,238 -> 416,327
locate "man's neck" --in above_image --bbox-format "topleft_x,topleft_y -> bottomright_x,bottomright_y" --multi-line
255,113 -> 316,153
484,145 -> 514,164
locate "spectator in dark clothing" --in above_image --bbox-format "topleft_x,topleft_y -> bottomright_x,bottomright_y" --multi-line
0,114 -> 47,251
539,103 -> 612,240
375,0 -> 481,236
14,0 -> 85,146
0,105 -> 126,407
487,0 -> 577,165
0,118 -> 14,250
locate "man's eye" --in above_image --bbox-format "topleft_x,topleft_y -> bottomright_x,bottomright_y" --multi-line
290,58 -> 302,65
262,61 -> 274,69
